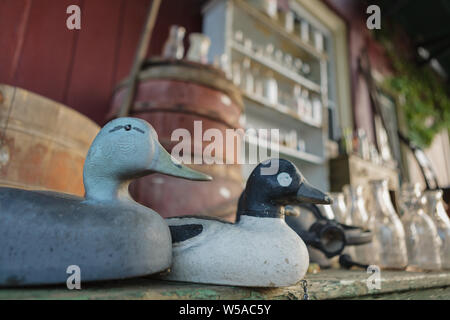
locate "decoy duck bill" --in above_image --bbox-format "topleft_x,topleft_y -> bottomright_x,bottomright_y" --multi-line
152,144 -> 212,181
296,182 -> 332,204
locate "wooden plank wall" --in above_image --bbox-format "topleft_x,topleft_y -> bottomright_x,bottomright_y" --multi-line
0,0 -> 205,124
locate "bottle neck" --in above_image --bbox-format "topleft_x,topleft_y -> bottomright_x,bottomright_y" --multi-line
371,182 -> 396,218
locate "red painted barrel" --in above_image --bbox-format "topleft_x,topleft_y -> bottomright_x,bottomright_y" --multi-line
110,59 -> 244,222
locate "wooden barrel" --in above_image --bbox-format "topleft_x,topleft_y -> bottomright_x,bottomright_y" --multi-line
110,59 -> 244,222
0,84 -> 100,196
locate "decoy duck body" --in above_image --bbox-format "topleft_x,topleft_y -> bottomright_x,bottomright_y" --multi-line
164,159 -> 331,287
0,117 -> 211,287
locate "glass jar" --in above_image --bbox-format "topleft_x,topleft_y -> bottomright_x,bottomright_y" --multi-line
242,58 -> 254,94
264,72 -> 278,105
368,180 -> 408,269
400,184 -> 441,271
344,185 -> 379,265
424,190 -> 450,269
186,33 -> 211,64
162,25 -> 186,59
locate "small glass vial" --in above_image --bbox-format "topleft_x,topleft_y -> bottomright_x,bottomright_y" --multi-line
297,139 -> 306,152
424,190 -> 450,269
303,91 -> 313,121
234,30 -> 244,43
294,58 -> 303,74
264,72 -> 278,105
231,62 -> 241,87
400,184 -> 441,271
242,58 -> 254,94
284,54 -> 293,69
288,130 -> 297,149
274,49 -> 284,66
162,25 -> 186,59
253,67 -> 264,97
295,86 -> 306,117
250,0 -> 277,19
243,38 -> 253,52
368,180 -> 408,269
312,97 -> 322,125
300,20 -> 310,43
265,0 -> 278,19
186,33 -> 211,64
314,30 -> 324,52
283,10 -> 295,33
357,128 -> 370,160
301,63 -> 311,76
265,43 -> 275,59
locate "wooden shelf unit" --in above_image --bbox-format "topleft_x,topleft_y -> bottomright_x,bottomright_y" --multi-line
203,0 -> 332,190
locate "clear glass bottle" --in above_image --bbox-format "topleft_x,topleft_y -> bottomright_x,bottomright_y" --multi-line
294,58 -> 303,74
264,72 -> 278,105
424,190 -> 450,269
300,19 -> 310,43
312,97 -> 322,125
329,192 -> 351,225
282,10 -> 294,33
368,180 -> 408,269
400,184 -> 441,271
186,33 -> 211,64
344,185 -> 379,265
213,54 -> 231,79
303,90 -> 313,121
231,62 -> 241,87
329,192 -> 357,261
293,85 -> 304,116
242,58 -> 254,94
162,25 -> 186,59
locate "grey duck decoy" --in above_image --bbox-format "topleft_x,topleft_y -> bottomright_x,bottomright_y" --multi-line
0,117 -> 211,287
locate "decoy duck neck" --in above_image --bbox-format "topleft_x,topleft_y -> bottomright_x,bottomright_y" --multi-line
83,166 -> 133,203
236,191 -> 284,221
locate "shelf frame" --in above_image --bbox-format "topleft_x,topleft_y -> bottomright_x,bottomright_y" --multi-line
231,41 -> 322,93
244,135 -> 324,165
243,91 -> 322,129
233,0 -> 328,61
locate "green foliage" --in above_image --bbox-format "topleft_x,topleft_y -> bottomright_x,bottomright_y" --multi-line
377,32 -> 450,147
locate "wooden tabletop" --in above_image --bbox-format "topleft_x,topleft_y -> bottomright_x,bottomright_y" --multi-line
2,269 -> 450,300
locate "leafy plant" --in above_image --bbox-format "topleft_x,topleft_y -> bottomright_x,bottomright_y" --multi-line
376,30 -> 450,147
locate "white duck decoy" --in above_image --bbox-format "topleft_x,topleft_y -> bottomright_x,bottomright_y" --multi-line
164,159 -> 331,287
0,117 -> 211,287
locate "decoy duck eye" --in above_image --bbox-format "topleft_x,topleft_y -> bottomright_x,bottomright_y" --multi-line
124,124 -> 132,131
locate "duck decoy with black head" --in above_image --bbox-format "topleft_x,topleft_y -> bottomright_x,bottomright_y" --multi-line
163,158 -> 331,287
0,117 -> 211,287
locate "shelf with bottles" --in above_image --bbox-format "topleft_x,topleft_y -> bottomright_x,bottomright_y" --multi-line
234,0 -> 327,61
243,133 -> 324,165
243,91 -> 322,129
339,126 -> 398,171
230,40 -> 321,94
229,54 -> 324,128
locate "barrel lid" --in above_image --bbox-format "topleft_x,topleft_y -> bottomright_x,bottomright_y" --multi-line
115,58 -> 244,111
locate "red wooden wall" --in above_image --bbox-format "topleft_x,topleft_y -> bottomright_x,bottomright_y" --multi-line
1,0 -> 391,139
0,0 -> 205,124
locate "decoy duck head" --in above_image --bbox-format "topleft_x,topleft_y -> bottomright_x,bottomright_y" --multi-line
83,117 -> 211,201
237,159 -> 331,219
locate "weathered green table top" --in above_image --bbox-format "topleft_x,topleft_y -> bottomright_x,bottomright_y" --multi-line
1,270 -> 450,300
